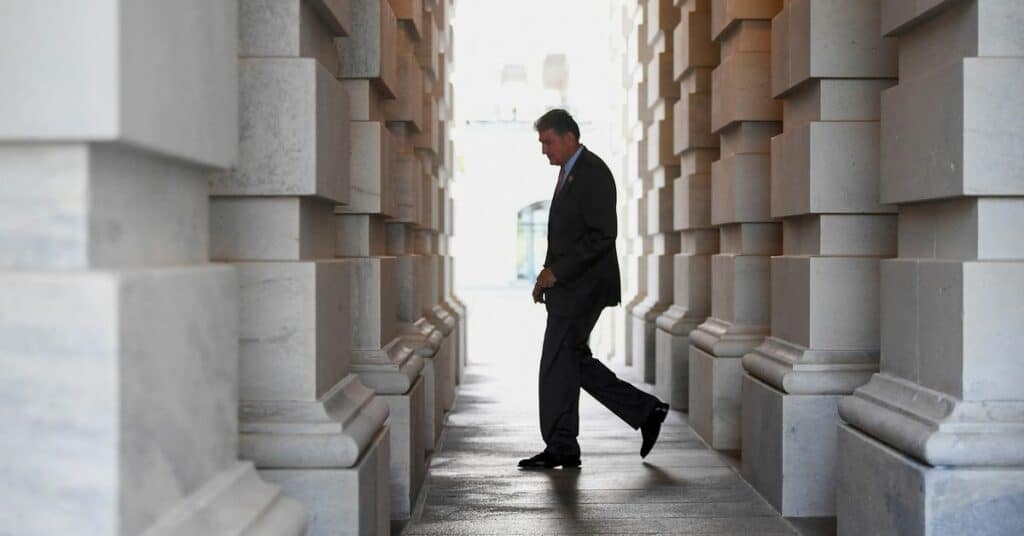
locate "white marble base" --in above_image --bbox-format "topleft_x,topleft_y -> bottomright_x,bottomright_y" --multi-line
655,327 -> 691,409
426,306 -> 457,412
688,345 -> 742,449
622,293 -> 646,367
401,323 -> 443,452
837,423 -> 1024,536
438,334 -> 456,412
439,299 -> 464,385
144,462 -> 307,535
420,354 -> 443,451
380,377 -> 426,520
741,374 -> 843,517
261,425 -> 391,536
0,267 -> 276,535
240,374 -> 389,469
631,314 -> 657,383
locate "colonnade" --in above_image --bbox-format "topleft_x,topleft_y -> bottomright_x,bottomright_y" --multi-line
622,0 -> 1024,532
0,1 -> 461,534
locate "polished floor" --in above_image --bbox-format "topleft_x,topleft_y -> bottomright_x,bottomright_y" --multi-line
401,286 -> 803,535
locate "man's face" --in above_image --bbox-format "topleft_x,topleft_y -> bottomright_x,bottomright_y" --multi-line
538,128 -> 578,166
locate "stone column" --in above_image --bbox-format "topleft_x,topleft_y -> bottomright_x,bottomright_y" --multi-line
739,0 -> 897,517
0,2 -> 305,534
394,0 -> 458,452
212,2 -> 390,534
837,1 -> 1024,533
423,0 -> 460,411
655,0 -> 720,409
643,0 -> 683,386
689,0 -> 783,449
624,3 -> 652,370
605,1 -> 640,365
435,9 -> 467,383
335,0 -> 430,522
632,0 -> 680,384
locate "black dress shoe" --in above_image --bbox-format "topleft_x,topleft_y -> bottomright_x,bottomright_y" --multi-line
518,451 -> 582,469
640,401 -> 670,458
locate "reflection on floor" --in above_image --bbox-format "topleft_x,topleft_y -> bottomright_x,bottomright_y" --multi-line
401,286 -> 819,535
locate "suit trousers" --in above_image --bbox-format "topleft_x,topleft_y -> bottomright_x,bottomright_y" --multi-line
539,305 -> 659,456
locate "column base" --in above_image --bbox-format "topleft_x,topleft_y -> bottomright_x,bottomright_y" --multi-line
742,336 -> 876,395
399,322 -> 443,451
145,462 -> 307,535
425,306 -> 457,409
654,305 -> 704,409
262,425 -> 391,536
379,377 -> 426,520
440,298 -> 465,385
240,374 -> 389,468
436,332 -> 455,413
741,374 -> 843,517
622,292 -> 647,367
630,299 -> 665,384
654,327 -> 691,409
418,353 -> 443,451
688,345 -> 742,449
352,337 -> 424,395
837,423 -> 1024,536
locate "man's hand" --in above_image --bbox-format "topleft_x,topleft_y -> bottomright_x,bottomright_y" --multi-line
536,268 -> 558,289
532,284 -> 544,304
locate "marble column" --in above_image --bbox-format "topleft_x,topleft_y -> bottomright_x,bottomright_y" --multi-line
433,9 -> 466,382
689,0 -> 783,450
837,1 -> 1024,533
424,0 -> 461,408
632,0 -> 679,384
0,2 -> 305,534
642,0 -> 683,386
655,0 -> 720,410
335,0 -> 430,521
739,0 -> 898,517
439,14 -> 468,384
625,5 -> 652,370
212,2 -> 390,534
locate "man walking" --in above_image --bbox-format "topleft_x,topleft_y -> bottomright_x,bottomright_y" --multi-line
519,109 -> 670,469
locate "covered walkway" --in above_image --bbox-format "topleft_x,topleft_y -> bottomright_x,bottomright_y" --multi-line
402,288 -> 799,535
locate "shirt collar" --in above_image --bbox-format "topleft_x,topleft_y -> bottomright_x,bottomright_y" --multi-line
562,145 -> 585,177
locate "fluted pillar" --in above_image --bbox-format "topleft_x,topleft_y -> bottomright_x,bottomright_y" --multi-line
654,0 -> 720,409
212,2 -> 390,534
837,1 -> 1024,533
738,0 -> 898,517
688,0 -> 783,449
0,2 -> 305,534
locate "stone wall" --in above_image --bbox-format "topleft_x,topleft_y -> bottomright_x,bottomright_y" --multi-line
0,1 -> 458,534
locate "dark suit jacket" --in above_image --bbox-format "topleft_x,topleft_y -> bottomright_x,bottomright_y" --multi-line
543,146 -> 622,317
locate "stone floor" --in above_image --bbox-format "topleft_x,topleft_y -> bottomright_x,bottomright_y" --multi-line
400,286 -> 809,535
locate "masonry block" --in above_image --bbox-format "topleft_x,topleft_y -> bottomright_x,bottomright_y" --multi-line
212,58 -> 350,203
